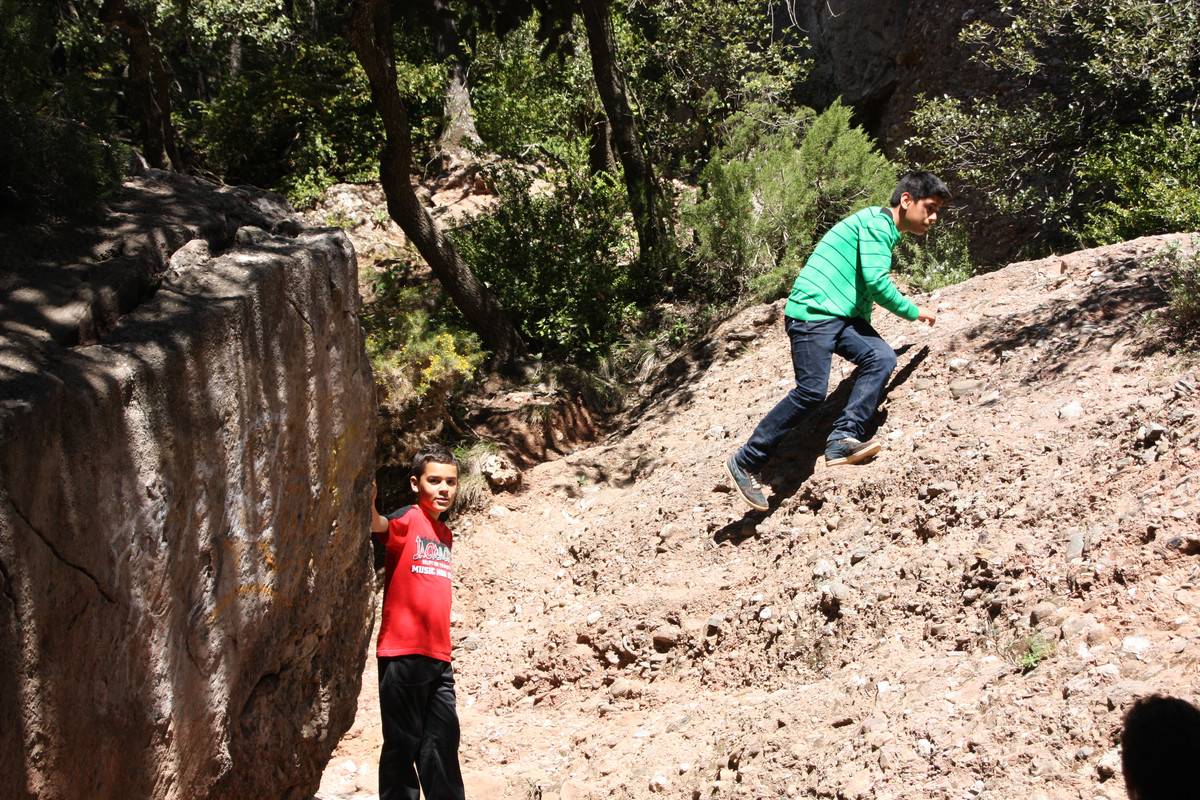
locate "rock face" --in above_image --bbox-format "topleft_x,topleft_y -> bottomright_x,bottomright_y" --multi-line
0,171 -> 376,800
794,0 -> 1003,149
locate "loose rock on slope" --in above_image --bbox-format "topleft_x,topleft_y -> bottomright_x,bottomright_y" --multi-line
321,235 -> 1200,800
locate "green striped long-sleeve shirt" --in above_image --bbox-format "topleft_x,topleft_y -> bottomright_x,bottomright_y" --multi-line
783,206 -> 919,323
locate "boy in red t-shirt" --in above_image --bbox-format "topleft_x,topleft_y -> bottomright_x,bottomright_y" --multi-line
370,444 -> 463,800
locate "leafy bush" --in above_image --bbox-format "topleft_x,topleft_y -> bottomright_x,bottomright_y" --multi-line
615,0 -> 810,168
0,100 -> 126,220
469,21 -> 596,168
183,41 -> 401,209
451,165 -> 635,360
1077,123 -> 1200,245
0,1 -> 125,220
364,268 -> 485,404
1151,238 -> 1200,345
907,0 -> 1200,258
906,94 -> 1069,256
894,220 -> 974,292
362,259 -> 486,471
685,101 -> 895,303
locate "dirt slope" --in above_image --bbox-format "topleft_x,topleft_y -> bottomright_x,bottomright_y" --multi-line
318,234 -> 1200,800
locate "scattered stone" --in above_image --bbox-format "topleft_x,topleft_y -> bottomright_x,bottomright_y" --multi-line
1066,531 -> 1086,562
813,559 -> 836,579
1057,401 -> 1085,419
1107,681 -> 1154,711
1030,601 -> 1060,626
651,626 -> 683,649
1118,636 -> 1153,659
950,379 -> 986,399
1096,749 -> 1122,779
1166,535 -> 1200,554
608,678 -> 643,699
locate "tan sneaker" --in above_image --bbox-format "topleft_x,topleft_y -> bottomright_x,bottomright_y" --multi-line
824,437 -> 881,467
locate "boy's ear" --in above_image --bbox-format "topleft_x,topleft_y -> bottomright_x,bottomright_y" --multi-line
410,473 -> 420,493
898,191 -> 914,209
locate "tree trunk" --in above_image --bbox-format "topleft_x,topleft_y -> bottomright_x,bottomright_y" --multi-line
417,0 -> 482,156
229,36 -> 243,80
588,111 -> 618,176
439,59 -> 482,154
577,0 -> 674,297
99,0 -> 181,171
345,0 -> 528,373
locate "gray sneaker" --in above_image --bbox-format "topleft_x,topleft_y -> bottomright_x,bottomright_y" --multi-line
824,437 -> 881,467
725,455 -> 768,511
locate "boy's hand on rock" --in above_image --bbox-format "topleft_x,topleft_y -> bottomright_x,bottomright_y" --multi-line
916,306 -> 937,327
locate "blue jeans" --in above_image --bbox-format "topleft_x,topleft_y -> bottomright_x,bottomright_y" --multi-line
378,655 -> 465,800
734,316 -> 897,472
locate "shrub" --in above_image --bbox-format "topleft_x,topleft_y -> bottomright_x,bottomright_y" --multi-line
451,165 -> 635,361
1077,123 -> 1200,246
0,99 -> 126,221
183,41 -> 393,209
469,21 -> 596,168
906,0 -> 1200,258
894,220 -> 975,292
362,260 -> 486,470
1152,238 -> 1200,344
685,101 -> 895,303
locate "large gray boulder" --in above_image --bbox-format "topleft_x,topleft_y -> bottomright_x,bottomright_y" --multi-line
0,171 -> 375,799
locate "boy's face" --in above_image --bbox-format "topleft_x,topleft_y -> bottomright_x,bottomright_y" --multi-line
410,460 -> 459,518
897,193 -> 944,235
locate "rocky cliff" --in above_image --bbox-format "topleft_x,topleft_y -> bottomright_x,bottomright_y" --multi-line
0,171 -> 376,799
795,0 -> 1000,150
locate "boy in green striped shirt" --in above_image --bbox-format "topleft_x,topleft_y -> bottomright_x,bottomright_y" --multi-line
725,171 -> 951,511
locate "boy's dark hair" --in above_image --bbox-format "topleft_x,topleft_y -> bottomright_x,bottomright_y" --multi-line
891,170 -> 952,206
1121,694 -> 1200,800
411,443 -> 459,478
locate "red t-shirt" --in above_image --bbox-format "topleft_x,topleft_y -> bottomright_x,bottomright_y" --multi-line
374,505 -> 453,662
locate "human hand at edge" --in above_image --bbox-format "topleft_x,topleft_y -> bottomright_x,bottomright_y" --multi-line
916,306 -> 937,327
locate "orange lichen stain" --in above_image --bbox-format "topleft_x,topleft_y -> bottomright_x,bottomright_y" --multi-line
207,583 -> 278,622
253,540 -> 277,570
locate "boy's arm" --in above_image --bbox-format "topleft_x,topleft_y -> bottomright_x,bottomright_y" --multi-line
370,480 -> 389,534
859,217 -> 919,321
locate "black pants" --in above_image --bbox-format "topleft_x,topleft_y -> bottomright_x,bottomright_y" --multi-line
378,655 -> 465,800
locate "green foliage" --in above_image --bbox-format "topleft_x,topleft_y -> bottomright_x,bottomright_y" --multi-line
1008,631 -> 1056,672
0,99 -> 126,221
685,102 -> 895,303
615,0 -> 811,167
894,221 -> 975,292
1078,123 -> 1200,245
907,94 -> 1069,247
451,165 -> 635,360
363,264 -> 486,405
183,41 -> 391,208
469,20 -> 596,168
1151,239 -> 1200,345
908,0 -> 1200,255
362,257 -> 488,475
0,1 -> 126,220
